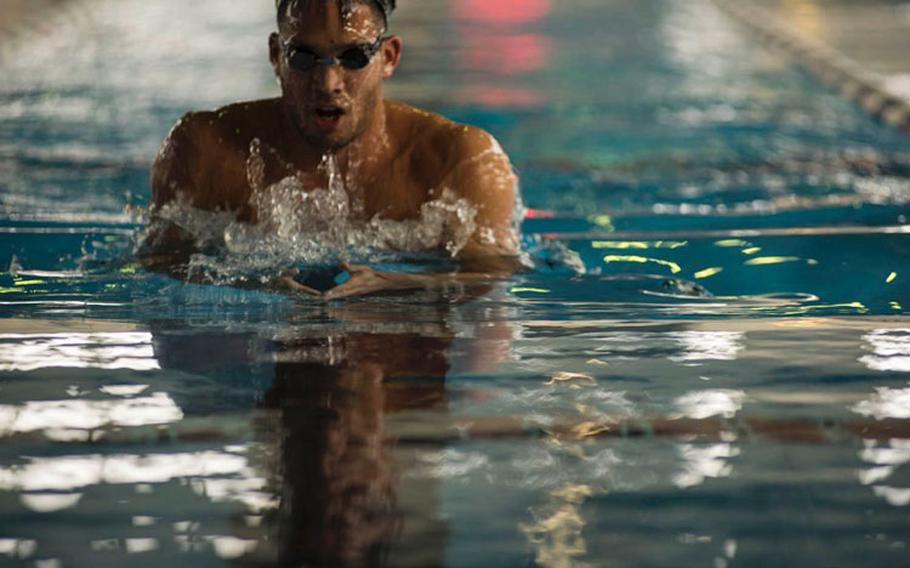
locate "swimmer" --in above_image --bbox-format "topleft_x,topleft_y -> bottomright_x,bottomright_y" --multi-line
139,0 -> 522,299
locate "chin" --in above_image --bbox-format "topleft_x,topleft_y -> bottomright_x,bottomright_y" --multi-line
306,131 -> 356,153
309,118 -> 367,150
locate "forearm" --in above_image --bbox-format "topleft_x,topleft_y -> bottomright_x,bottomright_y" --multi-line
380,270 -> 493,289
135,218 -> 197,279
319,257 -> 522,300
321,270 -> 486,300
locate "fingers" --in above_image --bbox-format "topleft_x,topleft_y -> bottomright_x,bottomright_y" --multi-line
277,265 -> 375,300
279,275 -> 322,297
323,283 -> 358,300
323,269 -> 385,300
323,277 -> 371,300
323,287 -> 352,300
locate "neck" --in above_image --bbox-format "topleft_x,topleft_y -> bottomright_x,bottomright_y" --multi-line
333,101 -> 391,179
276,99 -> 392,182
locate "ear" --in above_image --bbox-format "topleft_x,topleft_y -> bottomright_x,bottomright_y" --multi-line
269,32 -> 281,75
380,35 -> 402,79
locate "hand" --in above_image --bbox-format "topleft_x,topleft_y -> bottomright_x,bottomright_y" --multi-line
323,261 -> 423,300
278,268 -> 322,297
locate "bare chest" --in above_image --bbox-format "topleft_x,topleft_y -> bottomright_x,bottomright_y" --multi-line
214,148 -> 435,224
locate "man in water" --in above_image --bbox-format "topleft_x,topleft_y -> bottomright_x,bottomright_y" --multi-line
141,0 -> 522,298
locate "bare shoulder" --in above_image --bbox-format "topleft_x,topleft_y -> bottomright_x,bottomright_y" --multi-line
151,99 -> 278,207
385,102 -> 519,258
150,110 -> 214,206
386,101 -> 513,190
165,99 -> 276,149
389,102 -> 501,159
444,121 -> 504,160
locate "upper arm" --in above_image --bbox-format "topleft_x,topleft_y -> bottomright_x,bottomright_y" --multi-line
150,113 -> 207,210
141,114 -> 208,265
439,126 -> 521,262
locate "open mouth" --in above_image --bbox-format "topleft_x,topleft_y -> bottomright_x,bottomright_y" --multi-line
312,105 -> 346,131
314,106 -> 345,120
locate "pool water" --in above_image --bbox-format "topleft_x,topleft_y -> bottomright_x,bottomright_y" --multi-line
1,0 -> 910,566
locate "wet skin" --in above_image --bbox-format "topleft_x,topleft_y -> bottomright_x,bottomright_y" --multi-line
143,1 -> 521,298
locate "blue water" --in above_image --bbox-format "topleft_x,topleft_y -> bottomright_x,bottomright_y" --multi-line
1,0 -> 909,566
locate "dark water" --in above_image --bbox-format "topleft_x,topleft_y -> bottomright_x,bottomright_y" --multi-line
1,0 -> 909,566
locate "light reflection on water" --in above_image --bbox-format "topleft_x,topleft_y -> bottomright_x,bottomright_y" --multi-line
0,332 -> 159,372
672,389 -> 745,419
0,450 -> 254,493
668,330 -> 745,362
861,328 -> 910,373
853,386 -> 910,420
0,392 -> 181,436
450,0 -> 553,107
859,439 -> 910,507
0,312 -> 908,564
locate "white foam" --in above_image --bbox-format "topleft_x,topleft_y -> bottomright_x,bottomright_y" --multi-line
145,149 -> 503,285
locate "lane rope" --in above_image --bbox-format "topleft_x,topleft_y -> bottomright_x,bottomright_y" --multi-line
712,0 -> 910,134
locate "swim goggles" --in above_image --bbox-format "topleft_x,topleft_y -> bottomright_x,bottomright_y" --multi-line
284,36 -> 384,72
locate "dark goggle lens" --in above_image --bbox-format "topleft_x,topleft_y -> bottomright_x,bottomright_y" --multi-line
287,50 -> 319,71
286,45 -> 375,72
337,47 -> 372,69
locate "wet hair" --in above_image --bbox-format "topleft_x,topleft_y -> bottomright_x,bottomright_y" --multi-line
276,0 -> 396,29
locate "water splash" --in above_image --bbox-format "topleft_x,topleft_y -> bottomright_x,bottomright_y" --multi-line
148,144 -> 485,285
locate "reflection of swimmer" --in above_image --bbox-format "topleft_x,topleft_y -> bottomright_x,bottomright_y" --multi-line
139,0 -> 522,298
260,331 -> 451,566
148,295 -> 517,565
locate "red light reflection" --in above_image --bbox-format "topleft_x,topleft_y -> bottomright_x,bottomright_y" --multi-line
453,0 -> 552,25
524,207 -> 556,219
460,32 -> 551,76
451,0 -> 554,108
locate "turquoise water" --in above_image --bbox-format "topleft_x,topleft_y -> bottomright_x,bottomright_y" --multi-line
1,0 -> 910,566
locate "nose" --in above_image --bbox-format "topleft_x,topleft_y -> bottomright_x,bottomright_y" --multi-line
312,62 -> 345,96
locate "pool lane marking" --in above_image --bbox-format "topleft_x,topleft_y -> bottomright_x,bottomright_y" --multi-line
743,256 -> 818,266
694,267 -> 723,279
602,255 -> 682,274
511,287 -> 551,294
592,240 -> 688,250
743,256 -> 800,266
715,239 -> 752,248
886,272 -> 897,283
